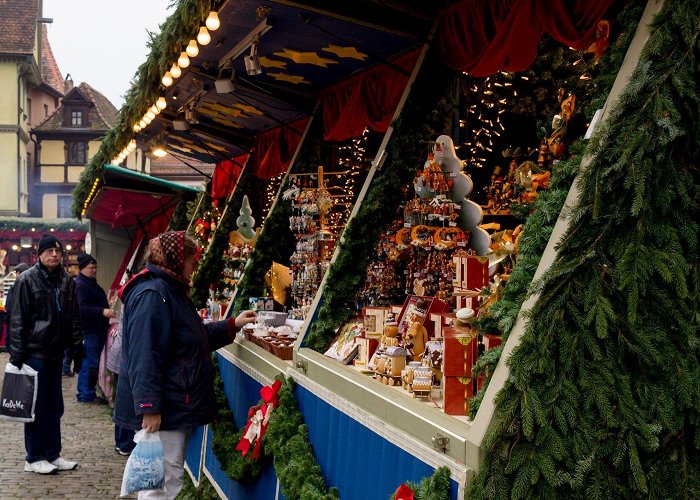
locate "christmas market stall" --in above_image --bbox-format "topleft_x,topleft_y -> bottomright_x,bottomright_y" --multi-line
71,0 -> 700,498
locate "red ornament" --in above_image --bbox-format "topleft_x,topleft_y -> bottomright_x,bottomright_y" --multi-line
235,380 -> 283,459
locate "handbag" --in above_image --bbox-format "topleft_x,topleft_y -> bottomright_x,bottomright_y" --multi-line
106,321 -> 122,374
0,362 -> 39,423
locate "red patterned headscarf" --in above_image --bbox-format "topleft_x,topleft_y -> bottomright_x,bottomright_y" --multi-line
148,231 -> 189,286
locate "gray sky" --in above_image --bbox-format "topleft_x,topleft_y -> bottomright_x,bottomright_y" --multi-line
42,0 -> 172,109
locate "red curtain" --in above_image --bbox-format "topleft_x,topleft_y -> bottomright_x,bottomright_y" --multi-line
211,153 -> 248,200
321,49 -> 421,142
109,206 -> 174,291
437,0 -> 616,76
249,117 -> 310,180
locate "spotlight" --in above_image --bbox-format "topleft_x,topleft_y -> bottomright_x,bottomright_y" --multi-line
215,67 -> 237,93
244,37 -> 261,76
149,138 -> 168,158
185,106 -> 199,125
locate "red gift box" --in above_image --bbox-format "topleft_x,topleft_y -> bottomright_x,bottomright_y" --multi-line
443,376 -> 474,416
452,252 -> 489,311
442,325 -> 478,377
482,333 -> 503,351
429,312 -> 455,339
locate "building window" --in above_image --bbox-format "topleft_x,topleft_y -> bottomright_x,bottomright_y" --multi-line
57,195 -> 73,218
71,110 -> 83,126
44,104 -> 49,118
67,142 -> 87,164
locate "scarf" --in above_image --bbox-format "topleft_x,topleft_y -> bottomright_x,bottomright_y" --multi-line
148,231 -> 190,287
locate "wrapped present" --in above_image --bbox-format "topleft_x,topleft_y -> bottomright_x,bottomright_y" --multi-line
482,333 -> 503,351
443,376 -> 474,416
442,325 -> 478,378
452,252 -> 489,311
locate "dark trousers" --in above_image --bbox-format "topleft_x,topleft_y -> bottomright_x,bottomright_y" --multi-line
114,424 -> 136,452
77,332 -> 105,402
24,357 -> 64,463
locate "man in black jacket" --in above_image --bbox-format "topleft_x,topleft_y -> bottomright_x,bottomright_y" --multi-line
75,253 -> 115,403
7,234 -> 83,475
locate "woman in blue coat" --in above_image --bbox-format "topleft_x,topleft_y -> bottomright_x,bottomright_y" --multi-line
113,231 -> 256,499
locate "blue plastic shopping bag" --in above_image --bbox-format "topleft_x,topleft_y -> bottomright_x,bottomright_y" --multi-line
120,429 -> 165,497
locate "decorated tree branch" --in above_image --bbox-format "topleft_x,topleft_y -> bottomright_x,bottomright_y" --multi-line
468,2 -> 700,497
390,467 -> 451,500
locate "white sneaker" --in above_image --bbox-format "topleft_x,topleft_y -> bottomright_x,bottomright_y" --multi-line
24,460 -> 58,474
50,457 -> 78,471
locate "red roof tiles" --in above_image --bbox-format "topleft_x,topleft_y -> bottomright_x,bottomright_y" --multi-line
0,0 -> 38,55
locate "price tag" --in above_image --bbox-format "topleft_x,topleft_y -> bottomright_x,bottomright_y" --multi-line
457,241 -> 467,247
427,214 -> 436,220
449,222 -> 458,227
415,186 -> 422,193
449,172 -> 457,177
404,222 -> 412,228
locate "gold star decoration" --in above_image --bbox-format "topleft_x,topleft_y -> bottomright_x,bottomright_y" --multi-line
260,56 -> 287,69
273,48 -> 338,67
233,103 -> 264,117
321,44 -> 367,61
267,73 -> 311,85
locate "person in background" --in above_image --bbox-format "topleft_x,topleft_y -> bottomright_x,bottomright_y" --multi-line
113,231 -> 256,499
75,253 -> 115,403
7,234 -> 83,475
2,262 -> 29,346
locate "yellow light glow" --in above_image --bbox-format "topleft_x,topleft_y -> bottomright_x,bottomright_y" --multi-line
197,26 -> 211,45
170,64 -> 182,79
156,97 -> 167,110
205,11 -> 220,31
162,72 -> 173,87
186,40 -> 199,58
177,52 -> 190,69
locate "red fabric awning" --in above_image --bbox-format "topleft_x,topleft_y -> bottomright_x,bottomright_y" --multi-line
87,188 -> 175,229
211,153 -> 249,200
249,117 -> 310,180
321,49 -> 421,142
437,0 -> 615,76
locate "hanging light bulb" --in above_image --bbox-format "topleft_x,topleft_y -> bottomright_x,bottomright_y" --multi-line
143,115 -> 152,125
150,104 -> 160,115
133,123 -> 141,132
139,119 -> 147,128
186,40 -> 199,58
177,51 -> 190,68
205,10 -> 220,31
197,26 -> 211,45
162,71 -> 173,87
146,109 -> 156,120
156,97 -> 167,110
170,63 -> 182,78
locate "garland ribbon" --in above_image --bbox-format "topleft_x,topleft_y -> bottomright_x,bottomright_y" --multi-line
395,483 -> 415,500
235,379 -> 282,459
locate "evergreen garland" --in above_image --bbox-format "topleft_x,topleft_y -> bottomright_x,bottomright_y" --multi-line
176,473 -> 218,499
305,48 -> 457,352
168,193 -> 197,231
232,196 -> 295,314
210,357 -> 266,482
263,377 -> 339,500
389,467 -> 451,500
0,219 -> 87,232
72,0 -> 210,217
469,0 -> 646,420
468,2 -> 700,498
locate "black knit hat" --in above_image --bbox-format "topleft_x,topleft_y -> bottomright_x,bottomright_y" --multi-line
37,234 -> 63,255
77,253 -> 97,270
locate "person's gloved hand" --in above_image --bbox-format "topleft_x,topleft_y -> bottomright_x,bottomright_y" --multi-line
9,357 -> 23,369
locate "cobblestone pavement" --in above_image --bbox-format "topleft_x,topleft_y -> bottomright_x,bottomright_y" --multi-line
0,352 -> 131,499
